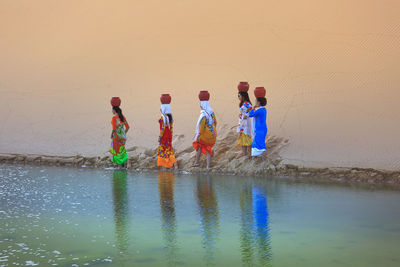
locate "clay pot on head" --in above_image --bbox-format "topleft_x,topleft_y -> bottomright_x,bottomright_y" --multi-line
198,90 -> 210,101
111,97 -> 121,107
254,87 -> 266,98
238,82 -> 249,92
160,94 -> 172,104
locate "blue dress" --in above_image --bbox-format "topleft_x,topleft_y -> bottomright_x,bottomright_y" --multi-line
248,107 -> 267,156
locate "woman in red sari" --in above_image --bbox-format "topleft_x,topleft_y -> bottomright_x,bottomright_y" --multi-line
157,94 -> 177,169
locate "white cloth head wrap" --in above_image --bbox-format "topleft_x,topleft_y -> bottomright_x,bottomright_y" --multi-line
161,104 -> 172,126
194,101 -> 214,140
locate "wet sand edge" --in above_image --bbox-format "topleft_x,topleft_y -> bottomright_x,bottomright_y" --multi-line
1,152 -> 399,187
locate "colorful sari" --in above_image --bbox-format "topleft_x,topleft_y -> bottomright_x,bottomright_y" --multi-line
110,115 -> 130,165
157,118 -> 177,168
193,101 -> 217,154
237,101 -> 253,147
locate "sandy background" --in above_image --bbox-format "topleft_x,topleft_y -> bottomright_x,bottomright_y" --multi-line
0,0 -> 399,170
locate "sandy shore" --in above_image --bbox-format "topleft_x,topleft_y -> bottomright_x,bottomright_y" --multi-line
1,128 -> 400,186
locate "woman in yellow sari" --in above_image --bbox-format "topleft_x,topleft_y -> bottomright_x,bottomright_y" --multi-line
192,91 -> 217,169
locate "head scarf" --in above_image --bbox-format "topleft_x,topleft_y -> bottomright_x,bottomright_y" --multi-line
200,101 -> 214,124
194,101 -> 215,140
160,104 -> 172,126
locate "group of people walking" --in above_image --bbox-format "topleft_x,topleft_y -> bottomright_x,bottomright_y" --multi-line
109,82 -> 268,169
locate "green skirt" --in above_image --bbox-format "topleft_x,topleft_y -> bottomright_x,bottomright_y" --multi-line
110,144 -> 129,165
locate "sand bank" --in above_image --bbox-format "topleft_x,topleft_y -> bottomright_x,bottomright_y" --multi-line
1,1 -> 400,171
1,128 -> 399,186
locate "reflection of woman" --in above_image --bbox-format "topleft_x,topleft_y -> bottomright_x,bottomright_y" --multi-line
112,170 -> 129,254
239,185 -> 255,265
252,187 -> 272,264
195,176 -> 219,265
158,171 -> 178,266
157,95 -> 177,169
239,184 -> 272,266
110,106 -> 130,167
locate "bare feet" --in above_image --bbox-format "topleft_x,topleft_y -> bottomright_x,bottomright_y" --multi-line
191,162 -> 200,167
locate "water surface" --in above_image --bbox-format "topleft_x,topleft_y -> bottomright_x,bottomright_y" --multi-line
1,164 -> 400,266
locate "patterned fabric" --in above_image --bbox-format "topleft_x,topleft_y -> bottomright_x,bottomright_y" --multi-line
193,113 -> 217,154
195,101 -> 215,141
110,116 -> 130,165
157,118 -> 176,168
237,101 -> 253,135
237,101 -> 253,147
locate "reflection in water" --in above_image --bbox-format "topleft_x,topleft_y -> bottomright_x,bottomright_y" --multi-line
158,171 -> 178,266
252,187 -> 272,265
112,170 -> 130,254
3,164 -> 400,267
240,184 -> 272,266
240,185 -> 255,265
196,176 -> 219,266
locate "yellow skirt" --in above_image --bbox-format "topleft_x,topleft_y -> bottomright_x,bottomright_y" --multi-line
237,133 -> 252,147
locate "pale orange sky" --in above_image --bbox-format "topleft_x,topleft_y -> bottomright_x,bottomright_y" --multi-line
0,0 -> 399,169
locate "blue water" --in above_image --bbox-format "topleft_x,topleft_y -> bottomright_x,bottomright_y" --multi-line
1,164 -> 400,266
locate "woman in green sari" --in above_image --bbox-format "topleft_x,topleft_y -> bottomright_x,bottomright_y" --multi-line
110,106 -> 130,168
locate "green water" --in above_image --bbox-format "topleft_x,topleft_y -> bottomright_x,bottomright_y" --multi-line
1,164 -> 400,266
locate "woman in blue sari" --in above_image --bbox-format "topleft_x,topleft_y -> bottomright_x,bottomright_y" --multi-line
248,97 -> 267,157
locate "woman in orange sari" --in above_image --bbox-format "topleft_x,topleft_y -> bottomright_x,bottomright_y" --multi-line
192,91 -> 217,169
157,94 -> 177,169
110,106 -> 130,168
